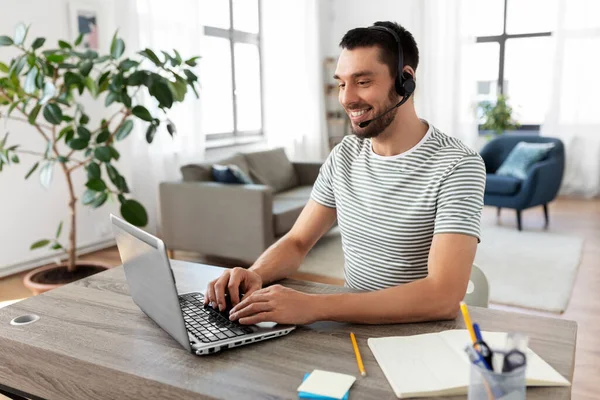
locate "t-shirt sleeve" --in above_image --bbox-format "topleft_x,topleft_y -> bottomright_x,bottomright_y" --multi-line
434,154 -> 486,242
310,145 -> 338,209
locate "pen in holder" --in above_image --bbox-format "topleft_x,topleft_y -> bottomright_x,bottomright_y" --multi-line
466,346 -> 527,400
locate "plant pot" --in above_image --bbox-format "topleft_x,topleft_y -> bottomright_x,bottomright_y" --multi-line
23,261 -> 112,295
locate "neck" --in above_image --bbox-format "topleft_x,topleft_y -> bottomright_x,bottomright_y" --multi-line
371,99 -> 429,157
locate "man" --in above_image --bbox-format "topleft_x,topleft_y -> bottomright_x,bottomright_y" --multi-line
204,21 -> 486,325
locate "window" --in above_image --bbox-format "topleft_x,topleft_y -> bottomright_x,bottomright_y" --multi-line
202,0 -> 263,144
474,0 -> 556,131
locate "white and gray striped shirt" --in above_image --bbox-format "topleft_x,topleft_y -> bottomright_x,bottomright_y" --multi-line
311,121 -> 486,291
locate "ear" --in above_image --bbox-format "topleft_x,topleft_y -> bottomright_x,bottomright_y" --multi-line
402,66 -> 416,80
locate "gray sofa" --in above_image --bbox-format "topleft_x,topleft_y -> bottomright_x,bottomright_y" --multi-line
159,148 -> 322,264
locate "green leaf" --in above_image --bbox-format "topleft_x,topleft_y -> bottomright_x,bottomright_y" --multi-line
87,162 -> 101,179
24,66 -> 38,94
43,103 -> 62,124
81,188 -> 97,205
39,162 -> 54,189
31,37 -> 46,50
40,82 -> 56,105
168,80 -> 187,102
105,92 -> 118,107
55,221 -> 63,238
77,126 -> 91,141
67,137 -> 89,150
14,23 -> 28,46
108,145 -> 120,161
74,33 -> 84,46
79,60 -> 93,77
83,49 -> 99,59
0,62 -> 9,73
115,119 -> 133,140
24,162 -> 38,179
118,59 -> 138,71
106,164 -> 120,187
58,63 -> 76,69
86,178 -> 107,191
7,102 -> 19,116
96,129 -> 110,143
118,176 -> 130,193
184,69 -> 198,82
9,56 -> 26,77
94,55 -> 111,64
0,36 -> 13,46
145,124 -> 157,143
126,70 -> 148,86
35,70 -> 44,89
173,49 -> 182,66
0,151 -> 8,164
118,194 -> 126,204
46,54 -> 66,63
79,113 -> 90,125
166,120 -> 176,137
111,36 -> 125,59
132,105 -> 152,121
121,92 -> 132,108
121,199 -> 148,227
30,239 -> 50,250
91,191 -> 108,208
57,126 -> 74,142
138,48 -> 162,66
149,79 -> 173,108
58,40 -> 71,49
11,154 -> 19,163
94,146 -> 112,162
57,156 -> 69,163
28,104 -> 41,124
51,243 -> 63,250
185,56 -> 200,67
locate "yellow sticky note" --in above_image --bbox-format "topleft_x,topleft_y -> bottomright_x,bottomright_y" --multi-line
297,370 -> 356,400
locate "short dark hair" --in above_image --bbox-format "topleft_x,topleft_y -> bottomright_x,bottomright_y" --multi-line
339,21 -> 419,79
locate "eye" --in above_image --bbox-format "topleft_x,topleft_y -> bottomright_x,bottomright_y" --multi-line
358,81 -> 370,86
338,83 -> 345,89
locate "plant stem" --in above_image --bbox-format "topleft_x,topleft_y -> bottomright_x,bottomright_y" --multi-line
61,163 -> 77,272
14,149 -> 46,157
1,115 -> 54,130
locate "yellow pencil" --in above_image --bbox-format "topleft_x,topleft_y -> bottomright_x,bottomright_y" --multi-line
460,301 -> 477,344
350,332 -> 366,377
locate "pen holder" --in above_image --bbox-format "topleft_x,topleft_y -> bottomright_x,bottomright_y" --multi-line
468,362 -> 526,400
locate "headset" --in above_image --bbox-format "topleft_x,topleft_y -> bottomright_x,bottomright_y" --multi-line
358,25 -> 416,128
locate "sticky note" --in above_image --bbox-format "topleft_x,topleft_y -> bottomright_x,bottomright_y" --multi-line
299,374 -> 350,400
297,370 -> 356,400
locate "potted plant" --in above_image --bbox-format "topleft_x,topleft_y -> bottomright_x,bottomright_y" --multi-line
0,23 -> 200,294
478,94 -> 520,138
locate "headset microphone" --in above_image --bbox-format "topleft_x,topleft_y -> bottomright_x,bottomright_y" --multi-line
357,94 -> 410,128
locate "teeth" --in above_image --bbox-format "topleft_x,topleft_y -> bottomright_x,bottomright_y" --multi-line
349,109 -> 369,117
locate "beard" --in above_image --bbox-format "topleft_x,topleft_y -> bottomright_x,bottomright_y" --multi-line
350,87 -> 399,139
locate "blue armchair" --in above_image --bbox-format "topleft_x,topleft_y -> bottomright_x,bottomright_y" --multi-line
479,135 -> 565,230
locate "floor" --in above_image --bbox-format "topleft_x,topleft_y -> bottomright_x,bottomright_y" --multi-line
0,196 -> 598,399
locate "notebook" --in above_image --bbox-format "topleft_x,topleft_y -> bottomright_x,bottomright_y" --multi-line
368,330 -> 570,399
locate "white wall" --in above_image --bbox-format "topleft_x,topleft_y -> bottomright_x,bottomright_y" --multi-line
0,0 -> 138,276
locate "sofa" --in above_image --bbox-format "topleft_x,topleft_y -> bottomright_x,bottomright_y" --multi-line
479,135 -> 565,230
159,148 -> 322,264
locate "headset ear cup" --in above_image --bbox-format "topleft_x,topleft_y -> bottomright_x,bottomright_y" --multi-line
395,77 -> 405,96
401,72 -> 416,96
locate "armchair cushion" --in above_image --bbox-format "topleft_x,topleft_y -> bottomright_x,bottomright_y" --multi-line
212,164 -> 254,184
485,174 -> 522,195
245,148 -> 299,193
180,153 -> 252,182
272,185 -> 313,235
496,142 -> 555,180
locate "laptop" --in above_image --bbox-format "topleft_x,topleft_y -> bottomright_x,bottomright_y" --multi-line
110,214 -> 295,355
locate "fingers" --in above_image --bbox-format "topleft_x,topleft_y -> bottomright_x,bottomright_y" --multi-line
230,292 -> 271,314
227,268 -> 244,306
238,311 -> 276,325
212,271 -> 231,311
205,279 -> 216,305
230,301 -> 273,321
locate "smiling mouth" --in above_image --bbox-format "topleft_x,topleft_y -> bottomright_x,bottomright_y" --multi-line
347,108 -> 372,122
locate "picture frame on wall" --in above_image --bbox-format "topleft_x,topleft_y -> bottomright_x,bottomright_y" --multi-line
68,0 -> 102,50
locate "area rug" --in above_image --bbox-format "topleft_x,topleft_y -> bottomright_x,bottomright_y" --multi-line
297,224 -> 584,313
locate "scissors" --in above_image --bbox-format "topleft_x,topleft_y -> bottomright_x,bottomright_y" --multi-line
473,323 -> 493,369
502,349 -> 527,373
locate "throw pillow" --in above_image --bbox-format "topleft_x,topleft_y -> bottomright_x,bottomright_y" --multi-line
496,142 -> 555,180
244,147 -> 299,193
212,164 -> 254,184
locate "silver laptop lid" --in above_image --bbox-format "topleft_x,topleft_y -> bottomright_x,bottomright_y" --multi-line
110,214 -> 191,352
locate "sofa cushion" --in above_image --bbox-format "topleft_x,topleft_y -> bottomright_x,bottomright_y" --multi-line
273,185 -> 313,200
485,174 -> 522,195
179,153 -> 251,182
244,148 -> 298,193
212,164 -> 254,184
496,141 -> 555,179
272,198 -> 305,236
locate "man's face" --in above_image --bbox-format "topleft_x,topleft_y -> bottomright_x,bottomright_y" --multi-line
334,46 -> 399,139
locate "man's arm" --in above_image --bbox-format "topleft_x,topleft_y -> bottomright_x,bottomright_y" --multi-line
315,233 -> 477,323
249,199 -> 337,285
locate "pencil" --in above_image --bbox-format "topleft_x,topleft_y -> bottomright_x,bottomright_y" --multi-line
460,302 -> 477,344
350,332 -> 366,377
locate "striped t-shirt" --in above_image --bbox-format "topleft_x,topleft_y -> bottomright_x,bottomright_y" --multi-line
310,121 -> 486,291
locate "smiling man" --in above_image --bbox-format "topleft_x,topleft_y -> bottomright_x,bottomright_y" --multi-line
204,21 -> 486,325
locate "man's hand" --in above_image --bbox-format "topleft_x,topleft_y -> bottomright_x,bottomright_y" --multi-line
204,267 -> 263,311
229,285 -> 319,325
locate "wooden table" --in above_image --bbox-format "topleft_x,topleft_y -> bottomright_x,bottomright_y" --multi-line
0,260 -> 577,400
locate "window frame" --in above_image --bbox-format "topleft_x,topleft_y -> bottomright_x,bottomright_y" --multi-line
476,0 -> 552,132
203,0 -> 264,146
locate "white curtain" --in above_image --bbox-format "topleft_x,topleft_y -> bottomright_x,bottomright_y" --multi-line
125,0 -> 204,234
541,0 -> 600,198
417,0 -> 479,150
261,0 -> 328,162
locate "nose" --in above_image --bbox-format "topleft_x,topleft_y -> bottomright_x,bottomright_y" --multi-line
339,85 -> 359,109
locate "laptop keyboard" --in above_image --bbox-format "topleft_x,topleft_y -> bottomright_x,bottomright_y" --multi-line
179,293 -> 253,344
